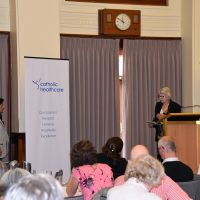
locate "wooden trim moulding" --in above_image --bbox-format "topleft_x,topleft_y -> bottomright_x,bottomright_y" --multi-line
0,31 -> 10,35
60,34 -> 181,40
65,0 -> 168,6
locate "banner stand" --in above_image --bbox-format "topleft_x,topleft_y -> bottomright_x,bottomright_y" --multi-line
24,57 -> 70,182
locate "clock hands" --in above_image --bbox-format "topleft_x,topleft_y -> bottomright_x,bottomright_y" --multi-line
122,16 -> 124,23
115,13 -> 131,31
117,17 -> 125,24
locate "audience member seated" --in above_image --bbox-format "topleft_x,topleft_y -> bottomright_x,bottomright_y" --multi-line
107,154 -> 164,200
97,137 -> 127,179
158,136 -> 193,182
0,161 -> 8,178
4,173 -> 64,200
114,144 -> 148,186
115,145 -> 191,200
66,140 -> 113,200
0,168 -> 30,198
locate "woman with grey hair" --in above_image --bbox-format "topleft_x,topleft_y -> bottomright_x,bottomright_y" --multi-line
152,87 -> 181,142
0,161 -> 9,198
0,168 -> 30,197
107,154 -> 164,200
0,161 -> 8,178
0,168 -> 30,187
4,174 -> 64,200
154,87 -> 181,122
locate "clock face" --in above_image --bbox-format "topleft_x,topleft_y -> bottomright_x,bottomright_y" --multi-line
115,13 -> 131,31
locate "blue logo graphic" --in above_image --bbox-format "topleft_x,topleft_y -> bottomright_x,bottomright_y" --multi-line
32,78 -> 64,93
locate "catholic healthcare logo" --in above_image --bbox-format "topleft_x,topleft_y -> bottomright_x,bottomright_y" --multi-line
32,78 -> 64,93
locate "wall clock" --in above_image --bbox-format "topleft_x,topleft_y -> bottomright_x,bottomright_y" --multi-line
115,13 -> 131,30
99,9 -> 141,36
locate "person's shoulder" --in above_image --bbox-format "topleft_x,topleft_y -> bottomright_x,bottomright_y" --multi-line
118,157 -> 128,164
97,153 -> 111,164
169,100 -> 182,113
178,161 -> 193,171
170,160 -> 190,168
160,175 -> 178,186
155,101 -> 162,106
155,102 -> 163,112
72,165 -> 83,172
142,193 -> 161,200
114,175 -> 125,186
162,161 -> 176,171
170,100 -> 181,108
164,161 -> 193,174
96,163 -> 112,170
71,166 -> 84,177
163,160 -> 178,167
159,175 -> 192,199
97,152 -> 104,157
97,153 -> 108,160
121,157 -> 127,162
117,158 -> 128,169
107,185 -> 121,199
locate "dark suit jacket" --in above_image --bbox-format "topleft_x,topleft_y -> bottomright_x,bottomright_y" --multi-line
97,153 -> 127,180
153,100 -> 181,141
163,161 -> 194,182
153,100 -> 182,122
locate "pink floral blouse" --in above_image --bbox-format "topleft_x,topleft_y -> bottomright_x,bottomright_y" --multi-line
72,163 -> 114,200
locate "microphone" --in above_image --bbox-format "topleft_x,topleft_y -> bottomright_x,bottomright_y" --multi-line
181,105 -> 200,108
181,105 -> 200,112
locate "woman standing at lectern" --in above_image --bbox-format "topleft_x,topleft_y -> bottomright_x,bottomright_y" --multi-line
153,87 -> 182,141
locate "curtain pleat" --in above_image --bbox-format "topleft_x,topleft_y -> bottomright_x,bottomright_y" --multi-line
60,37 -> 120,151
0,33 -> 10,132
123,39 -> 182,157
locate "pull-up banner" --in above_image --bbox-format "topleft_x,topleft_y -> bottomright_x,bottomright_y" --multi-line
24,57 -> 70,182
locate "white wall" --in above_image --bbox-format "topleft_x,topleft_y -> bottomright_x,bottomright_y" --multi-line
2,0 -> 200,131
9,0 -> 60,131
0,0 -> 10,31
1,0 -> 181,37
60,0 -> 181,37
181,0 -> 193,111
192,0 -> 200,111
181,0 -> 200,112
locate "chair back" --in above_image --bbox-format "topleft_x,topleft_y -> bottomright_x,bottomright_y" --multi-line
92,188 -> 110,200
178,178 -> 200,200
193,174 -> 200,180
64,195 -> 84,200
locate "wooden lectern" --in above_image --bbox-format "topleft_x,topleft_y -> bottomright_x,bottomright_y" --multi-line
163,113 -> 200,173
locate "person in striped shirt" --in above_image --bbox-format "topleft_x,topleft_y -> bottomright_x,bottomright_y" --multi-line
114,145 -> 191,200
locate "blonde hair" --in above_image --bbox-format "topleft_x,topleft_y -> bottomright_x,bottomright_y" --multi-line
125,154 -> 164,187
159,87 -> 172,99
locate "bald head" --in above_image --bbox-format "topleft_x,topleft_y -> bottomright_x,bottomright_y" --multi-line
130,145 -> 149,160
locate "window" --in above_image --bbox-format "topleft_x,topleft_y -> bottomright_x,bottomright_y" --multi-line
119,54 -> 123,133
119,55 -> 123,79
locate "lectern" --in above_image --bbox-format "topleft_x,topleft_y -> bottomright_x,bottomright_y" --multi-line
163,113 -> 200,173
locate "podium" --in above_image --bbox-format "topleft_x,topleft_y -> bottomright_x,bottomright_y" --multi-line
163,113 -> 200,173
